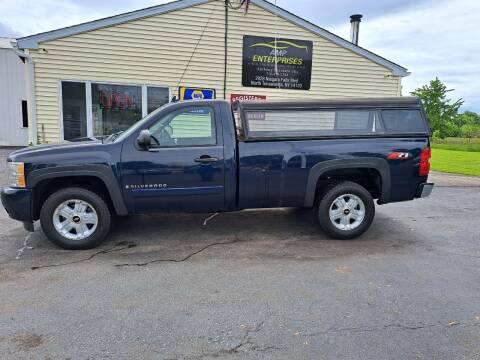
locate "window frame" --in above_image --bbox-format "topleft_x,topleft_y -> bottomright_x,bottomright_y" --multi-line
238,105 -> 431,141
379,108 -> 428,134
147,105 -> 218,149
58,79 -> 170,141
241,108 -> 385,139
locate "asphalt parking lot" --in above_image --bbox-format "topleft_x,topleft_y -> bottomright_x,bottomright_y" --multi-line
0,148 -> 479,360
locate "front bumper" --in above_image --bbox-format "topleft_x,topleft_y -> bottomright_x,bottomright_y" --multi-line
415,182 -> 434,198
0,187 -> 34,223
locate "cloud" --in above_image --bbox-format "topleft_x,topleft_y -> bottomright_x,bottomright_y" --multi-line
330,0 -> 480,111
0,0 -> 167,37
0,23 -> 21,38
277,0 -> 430,28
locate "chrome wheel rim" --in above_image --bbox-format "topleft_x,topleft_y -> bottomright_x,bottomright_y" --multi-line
329,194 -> 365,231
53,199 -> 98,241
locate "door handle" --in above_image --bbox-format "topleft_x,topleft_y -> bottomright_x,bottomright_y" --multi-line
194,156 -> 219,164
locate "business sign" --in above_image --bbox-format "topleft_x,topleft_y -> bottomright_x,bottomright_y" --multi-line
230,93 -> 267,102
242,35 -> 313,90
179,87 -> 216,101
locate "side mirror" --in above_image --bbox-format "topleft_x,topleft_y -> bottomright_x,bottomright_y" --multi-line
137,129 -> 152,149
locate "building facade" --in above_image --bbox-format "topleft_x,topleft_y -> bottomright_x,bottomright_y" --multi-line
17,0 -> 409,144
0,38 -> 29,146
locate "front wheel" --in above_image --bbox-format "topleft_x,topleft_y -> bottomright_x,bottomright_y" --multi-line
40,187 -> 112,249
317,181 -> 375,239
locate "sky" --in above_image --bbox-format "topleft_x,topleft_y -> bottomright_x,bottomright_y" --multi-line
1,0 -> 478,112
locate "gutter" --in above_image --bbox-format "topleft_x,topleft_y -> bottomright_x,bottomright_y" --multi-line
22,49 -> 38,145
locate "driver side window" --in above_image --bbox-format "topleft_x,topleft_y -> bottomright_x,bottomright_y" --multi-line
149,106 -> 216,147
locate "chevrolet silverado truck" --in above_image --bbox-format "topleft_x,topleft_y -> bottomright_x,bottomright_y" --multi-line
1,97 -> 434,249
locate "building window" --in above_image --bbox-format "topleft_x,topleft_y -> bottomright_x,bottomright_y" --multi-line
61,82 -> 87,140
91,83 -> 142,136
147,86 -> 170,114
60,81 -> 169,140
21,100 -> 28,128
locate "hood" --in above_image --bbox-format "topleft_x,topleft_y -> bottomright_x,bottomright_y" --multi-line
7,138 -> 103,162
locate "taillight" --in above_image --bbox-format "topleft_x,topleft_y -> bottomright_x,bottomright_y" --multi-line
419,147 -> 431,176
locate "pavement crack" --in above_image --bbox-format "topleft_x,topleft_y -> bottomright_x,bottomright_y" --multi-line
437,249 -> 480,259
30,242 -> 136,270
185,303 -> 276,359
15,232 -> 34,260
301,321 -> 480,337
115,237 -> 242,268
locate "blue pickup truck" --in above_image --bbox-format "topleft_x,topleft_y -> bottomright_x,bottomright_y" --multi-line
1,97 -> 433,249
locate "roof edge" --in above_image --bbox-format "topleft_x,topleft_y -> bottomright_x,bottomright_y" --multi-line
251,0 -> 409,77
17,0 -> 210,49
16,0 -> 409,77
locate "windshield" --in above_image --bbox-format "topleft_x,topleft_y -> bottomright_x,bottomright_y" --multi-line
112,102 -> 172,142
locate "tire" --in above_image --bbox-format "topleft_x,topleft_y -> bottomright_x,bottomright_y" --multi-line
40,187 -> 112,249
317,181 -> 375,239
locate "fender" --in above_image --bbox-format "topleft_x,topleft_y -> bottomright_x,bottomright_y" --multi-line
304,157 -> 391,207
27,165 -> 128,215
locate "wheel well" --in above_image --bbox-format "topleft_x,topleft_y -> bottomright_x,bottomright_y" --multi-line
314,168 -> 382,204
32,176 -> 114,220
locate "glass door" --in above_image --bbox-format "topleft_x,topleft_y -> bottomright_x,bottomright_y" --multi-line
61,82 -> 87,140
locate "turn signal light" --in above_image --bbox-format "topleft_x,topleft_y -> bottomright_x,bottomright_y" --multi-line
419,147 -> 431,176
7,162 -> 26,188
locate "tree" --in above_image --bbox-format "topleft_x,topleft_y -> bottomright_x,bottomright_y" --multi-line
460,123 -> 480,138
411,78 -> 464,138
456,111 -> 480,128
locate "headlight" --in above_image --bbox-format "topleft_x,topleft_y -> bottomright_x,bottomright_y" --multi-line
7,162 -> 26,188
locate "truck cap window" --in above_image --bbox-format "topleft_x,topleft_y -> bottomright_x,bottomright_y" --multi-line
149,106 -> 216,147
381,110 -> 427,133
244,110 -> 382,138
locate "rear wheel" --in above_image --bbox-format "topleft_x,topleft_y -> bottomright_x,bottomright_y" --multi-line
40,187 -> 111,249
317,181 -> 375,239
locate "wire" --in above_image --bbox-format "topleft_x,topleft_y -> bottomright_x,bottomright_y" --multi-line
175,1 -> 220,97
226,0 -> 246,10
274,0 -> 281,89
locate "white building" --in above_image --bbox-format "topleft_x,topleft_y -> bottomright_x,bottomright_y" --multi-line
0,38 -> 30,146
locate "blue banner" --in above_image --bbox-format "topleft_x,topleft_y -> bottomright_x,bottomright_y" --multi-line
179,87 -> 216,101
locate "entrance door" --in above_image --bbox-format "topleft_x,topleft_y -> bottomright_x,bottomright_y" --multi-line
121,105 -> 226,213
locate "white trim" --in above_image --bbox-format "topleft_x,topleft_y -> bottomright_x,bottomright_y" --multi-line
59,80 -> 89,141
25,50 -> 38,145
86,80 -> 93,137
58,80 -> 64,141
141,85 -> 148,117
145,85 -> 172,114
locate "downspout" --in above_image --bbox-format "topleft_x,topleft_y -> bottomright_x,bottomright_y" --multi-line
23,49 -> 38,145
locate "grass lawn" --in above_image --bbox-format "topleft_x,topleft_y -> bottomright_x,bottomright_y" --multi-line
431,148 -> 480,176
